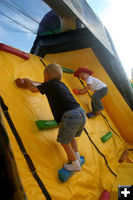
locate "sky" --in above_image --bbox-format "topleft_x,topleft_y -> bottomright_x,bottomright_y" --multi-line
0,0 -> 50,52
87,0 -> 133,78
0,0 -> 132,78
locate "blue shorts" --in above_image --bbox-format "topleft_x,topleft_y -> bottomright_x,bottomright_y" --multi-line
57,107 -> 86,144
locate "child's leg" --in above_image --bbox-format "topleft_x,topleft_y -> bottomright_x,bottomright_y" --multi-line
91,94 -> 103,112
71,138 -> 80,163
57,107 -> 86,171
61,143 -> 81,171
91,87 -> 108,113
71,138 -> 78,152
61,143 -> 77,161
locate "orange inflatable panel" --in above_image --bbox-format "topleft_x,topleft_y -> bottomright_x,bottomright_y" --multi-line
0,43 -> 30,60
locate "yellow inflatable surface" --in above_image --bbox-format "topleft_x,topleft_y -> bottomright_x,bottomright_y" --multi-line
0,49 -> 133,200
110,163 -> 133,199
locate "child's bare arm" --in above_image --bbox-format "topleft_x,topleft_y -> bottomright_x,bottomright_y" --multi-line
78,84 -> 92,94
26,79 -> 41,86
23,78 -> 40,93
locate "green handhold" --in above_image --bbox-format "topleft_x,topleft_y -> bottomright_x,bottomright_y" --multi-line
36,120 -> 58,130
62,68 -> 74,74
101,132 -> 112,143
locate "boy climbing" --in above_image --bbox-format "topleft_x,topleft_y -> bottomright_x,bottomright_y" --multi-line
73,67 -> 108,118
15,63 -> 86,172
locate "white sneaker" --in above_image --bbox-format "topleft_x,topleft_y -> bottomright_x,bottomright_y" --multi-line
64,160 -> 81,171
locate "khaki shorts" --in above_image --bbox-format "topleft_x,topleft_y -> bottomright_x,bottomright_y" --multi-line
57,107 -> 86,144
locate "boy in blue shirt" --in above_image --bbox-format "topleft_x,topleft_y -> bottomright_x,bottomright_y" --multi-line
15,63 -> 86,171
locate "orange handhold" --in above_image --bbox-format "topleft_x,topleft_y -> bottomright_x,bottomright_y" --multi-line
15,78 -> 28,88
72,89 -> 80,94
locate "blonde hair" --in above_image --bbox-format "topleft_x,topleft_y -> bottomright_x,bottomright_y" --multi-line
44,63 -> 63,80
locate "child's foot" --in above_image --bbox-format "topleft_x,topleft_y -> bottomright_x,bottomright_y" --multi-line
86,112 -> 96,119
64,160 -> 81,171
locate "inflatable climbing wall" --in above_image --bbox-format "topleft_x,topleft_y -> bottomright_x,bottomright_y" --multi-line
0,44 -> 133,200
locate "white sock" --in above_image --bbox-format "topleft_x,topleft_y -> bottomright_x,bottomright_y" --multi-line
75,152 -> 80,163
64,159 -> 81,171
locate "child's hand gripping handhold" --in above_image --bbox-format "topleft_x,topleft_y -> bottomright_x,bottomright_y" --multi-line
72,89 -> 80,94
15,78 -> 28,88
